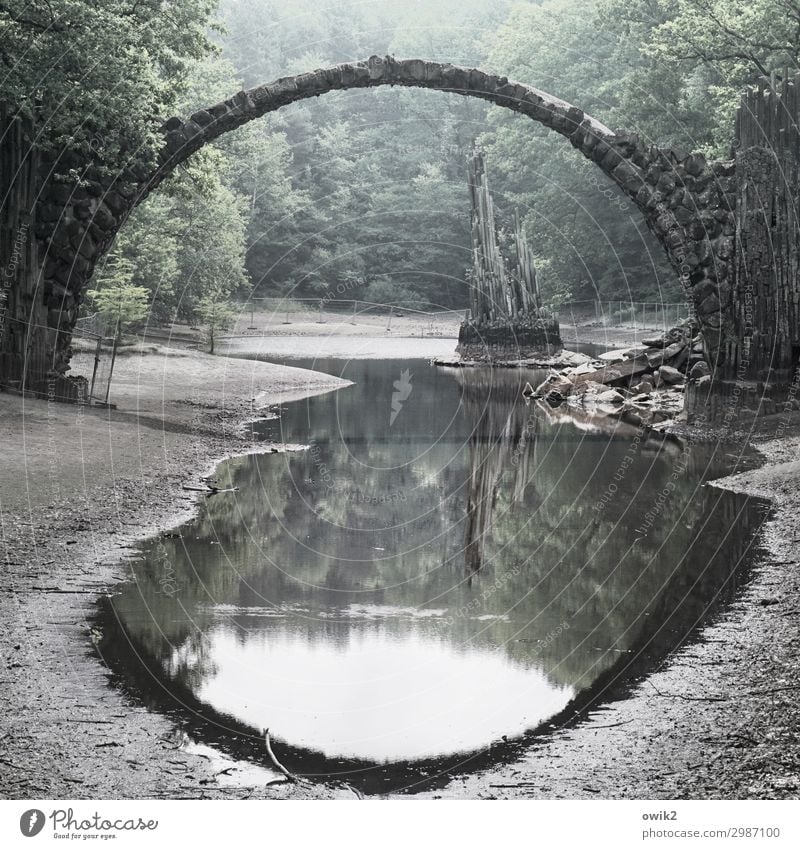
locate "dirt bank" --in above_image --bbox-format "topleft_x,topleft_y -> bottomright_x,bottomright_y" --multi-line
1,341 -> 798,800
141,310 -> 644,353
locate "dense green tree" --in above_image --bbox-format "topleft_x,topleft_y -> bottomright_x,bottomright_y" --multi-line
597,0 -> 800,154
92,195 -> 180,325
0,0 -> 218,174
196,294 -> 236,353
85,276 -> 150,336
479,0 -> 679,304
44,0 -> 794,317
167,148 -> 250,318
91,146 -> 251,324
90,55 -> 279,325
213,0 -> 507,308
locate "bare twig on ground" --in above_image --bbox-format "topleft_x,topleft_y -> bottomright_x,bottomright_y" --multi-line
591,718 -> 635,729
263,728 -> 299,783
647,681 -> 728,702
490,782 -> 538,788
745,684 -> 800,697
181,484 -> 238,495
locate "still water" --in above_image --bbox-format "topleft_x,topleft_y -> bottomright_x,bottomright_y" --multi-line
98,358 -> 765,792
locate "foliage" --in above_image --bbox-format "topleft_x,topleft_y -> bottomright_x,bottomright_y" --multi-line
168,150 -> 251,320
596,0 -> 800,153
85,275 -> 150,335
93,196 -> 179,325
212,0 -> 506,308
479,0 -> 680,303
93,148 -> 251,324
16,0 -> 795,315
93,56 -> 255,325
196,295 -> 236,354
0,0 -> 218,175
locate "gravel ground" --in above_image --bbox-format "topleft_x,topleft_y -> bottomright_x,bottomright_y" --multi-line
1,340 -> 798,801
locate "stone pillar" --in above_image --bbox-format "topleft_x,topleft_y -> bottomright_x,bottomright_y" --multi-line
0,109 -> 46,389
687,72 -> 800,423
729,75 -> 800,382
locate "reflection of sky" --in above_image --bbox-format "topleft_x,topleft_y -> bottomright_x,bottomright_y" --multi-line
185,623 -> 574,762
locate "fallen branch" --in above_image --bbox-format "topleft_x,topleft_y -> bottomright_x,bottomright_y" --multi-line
489,782 -> 538,788
264,728 -> 298,783
181,484 -> 239,495
647,681 -> 728,702
745,684 -> 800,697
328,780 -> 364,799
591,718 -> 635,729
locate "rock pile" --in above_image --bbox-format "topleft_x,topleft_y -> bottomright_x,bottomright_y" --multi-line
534,324 -> 708,427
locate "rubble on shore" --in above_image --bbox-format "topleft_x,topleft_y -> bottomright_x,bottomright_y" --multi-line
533,324 -> 707,429
433,348 -> 593,370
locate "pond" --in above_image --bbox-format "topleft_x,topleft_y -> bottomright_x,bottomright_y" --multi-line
96,357 -> 767,794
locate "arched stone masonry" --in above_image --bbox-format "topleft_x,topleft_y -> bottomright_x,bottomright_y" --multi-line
5,57 -> 738,390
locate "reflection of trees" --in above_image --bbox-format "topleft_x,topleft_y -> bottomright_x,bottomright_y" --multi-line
458,370 -> 537,573
107,361 -> 765,707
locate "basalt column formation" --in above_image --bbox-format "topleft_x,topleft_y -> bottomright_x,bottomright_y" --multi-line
457,145 -> 562,362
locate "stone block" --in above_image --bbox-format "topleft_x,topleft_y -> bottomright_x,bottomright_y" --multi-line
612,161 -> 644,192
683,153 -> 707,176
656,173 -> 676,193
597,388 -> 626,404
659,365 -> 683,384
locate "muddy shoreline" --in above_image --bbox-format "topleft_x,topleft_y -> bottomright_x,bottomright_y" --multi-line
1,342 -> 799,800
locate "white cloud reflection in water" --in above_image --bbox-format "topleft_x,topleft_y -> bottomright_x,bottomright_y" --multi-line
187,622 -> 573,762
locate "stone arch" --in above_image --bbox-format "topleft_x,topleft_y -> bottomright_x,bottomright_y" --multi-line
34,56 -> 736,379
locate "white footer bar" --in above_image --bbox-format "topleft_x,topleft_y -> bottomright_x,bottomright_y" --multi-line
1,799 -> 797,848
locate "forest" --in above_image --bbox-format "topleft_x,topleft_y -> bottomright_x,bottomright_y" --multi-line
3,0 -> 798,318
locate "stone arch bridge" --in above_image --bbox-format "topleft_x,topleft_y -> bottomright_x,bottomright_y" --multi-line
2,56 -> 797,416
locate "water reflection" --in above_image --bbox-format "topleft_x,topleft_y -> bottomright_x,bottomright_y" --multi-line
97,359 -> 766,790
460,371 -> 539,574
